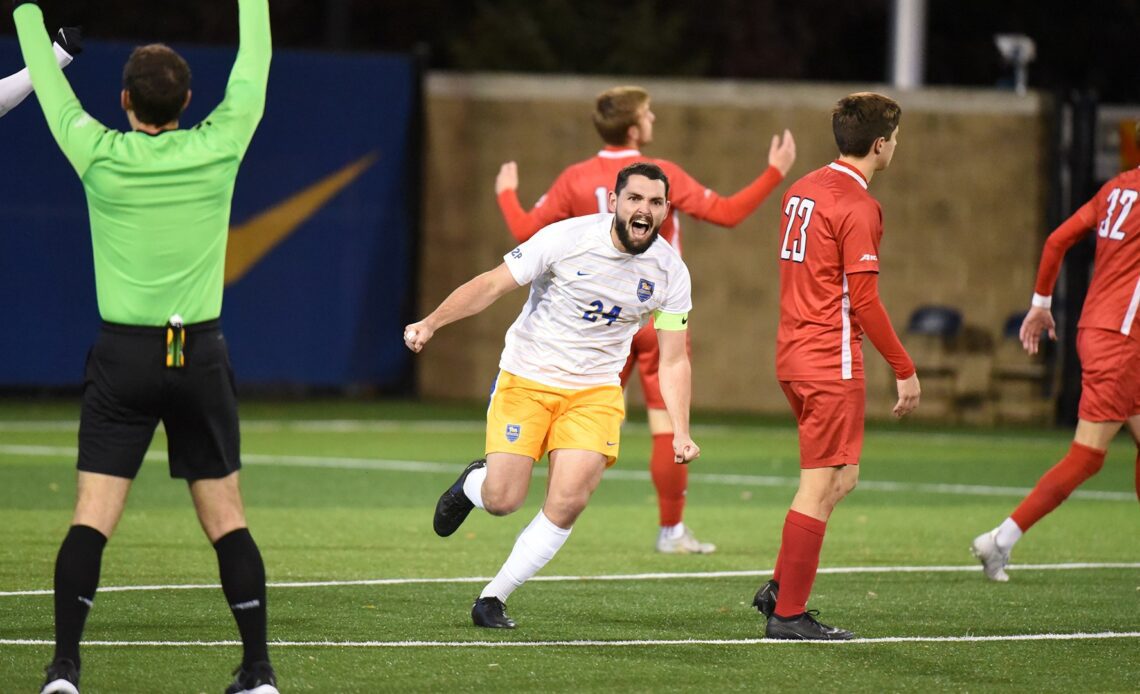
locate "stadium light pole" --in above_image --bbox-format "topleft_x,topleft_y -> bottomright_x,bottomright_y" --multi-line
889,0 -> 927,90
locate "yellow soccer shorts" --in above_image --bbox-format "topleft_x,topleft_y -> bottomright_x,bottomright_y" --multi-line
485,371 -> 625,466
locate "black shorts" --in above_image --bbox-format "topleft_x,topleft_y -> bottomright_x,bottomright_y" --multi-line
78,320 -> 241,481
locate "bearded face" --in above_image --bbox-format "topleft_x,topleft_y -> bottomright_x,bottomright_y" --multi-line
610,174 -> 669,255
613,209 -> 662,255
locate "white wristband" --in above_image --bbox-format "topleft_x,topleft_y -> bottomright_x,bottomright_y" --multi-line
52,43 -> 74,68
1031,293 -> 1052,310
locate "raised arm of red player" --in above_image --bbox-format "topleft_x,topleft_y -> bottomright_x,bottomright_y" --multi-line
495,165 -> 576,243
661,163 -> 783,228
659,130 -> 794,228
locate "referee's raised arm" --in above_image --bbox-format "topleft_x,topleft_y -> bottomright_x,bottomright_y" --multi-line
12,1 -> 106,175
206,0 -> 272,154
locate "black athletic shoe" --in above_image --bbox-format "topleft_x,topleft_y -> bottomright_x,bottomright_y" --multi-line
433,459 -> 486,537
751,579 -> 779,619
40,659 -> 79,694
471,596 -> 517,629
765,610 -> 854,640
224,660 -> 279,694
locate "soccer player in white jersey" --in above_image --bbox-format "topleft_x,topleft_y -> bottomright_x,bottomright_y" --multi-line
404,162 -> 700,628
0,27 -> 80,118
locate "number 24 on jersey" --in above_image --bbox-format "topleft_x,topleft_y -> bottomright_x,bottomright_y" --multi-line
780,196 -> 816,263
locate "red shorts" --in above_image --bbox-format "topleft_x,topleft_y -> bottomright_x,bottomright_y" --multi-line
619,319 -> 692,410
1076,327 -> 1140,422
780,379 -> 865,469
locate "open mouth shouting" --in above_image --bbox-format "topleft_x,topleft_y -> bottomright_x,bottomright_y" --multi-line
610,171 -> 669,255
614,211 -> 660,255
615,210 -> 661,257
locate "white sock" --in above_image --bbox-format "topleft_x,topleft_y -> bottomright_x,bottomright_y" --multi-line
660,522 -> 685,540
463,465 -> 487,510
994,517 -> 1023,552
480,510 -> 571,602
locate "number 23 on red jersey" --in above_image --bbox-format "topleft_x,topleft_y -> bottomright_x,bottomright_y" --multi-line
780,196 -> 816,263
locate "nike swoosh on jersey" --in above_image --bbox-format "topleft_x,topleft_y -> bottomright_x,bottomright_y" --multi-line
224,152 -> 380,285
577,271 -> 590,276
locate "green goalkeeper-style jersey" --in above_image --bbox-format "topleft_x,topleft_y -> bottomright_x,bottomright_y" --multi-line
14,0 -> 271,326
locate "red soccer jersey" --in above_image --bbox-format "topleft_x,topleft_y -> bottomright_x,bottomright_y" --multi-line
1034,167 -> 1140,334
497,146 -> 784,254
776,161 -> 884,381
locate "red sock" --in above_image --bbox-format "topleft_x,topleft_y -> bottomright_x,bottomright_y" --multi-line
1011,441 -> 1106,531
772,555 -> 782,585
651,433 -> 687,526
772,510 -> 827,618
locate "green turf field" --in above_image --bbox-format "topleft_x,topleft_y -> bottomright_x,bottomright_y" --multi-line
1,398 -> 1137,692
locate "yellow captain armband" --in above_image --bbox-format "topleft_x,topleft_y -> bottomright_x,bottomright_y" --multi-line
653,310 -> 689,331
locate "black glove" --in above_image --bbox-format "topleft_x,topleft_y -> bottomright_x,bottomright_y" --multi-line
56,26 -> 82,57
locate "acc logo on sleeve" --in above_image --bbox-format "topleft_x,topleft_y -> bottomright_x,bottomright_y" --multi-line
505,423 -> 521,443
636,278 -> 655,303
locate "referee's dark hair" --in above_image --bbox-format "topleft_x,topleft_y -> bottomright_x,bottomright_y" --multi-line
122,44 -> 191,126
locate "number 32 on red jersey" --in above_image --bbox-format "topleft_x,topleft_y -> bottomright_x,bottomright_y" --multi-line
780,196 -> 816,263
1098,187 -> 1137,241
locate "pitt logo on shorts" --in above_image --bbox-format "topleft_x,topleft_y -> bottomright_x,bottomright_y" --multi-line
486,371 -> 625,466
637,278 -> 654,302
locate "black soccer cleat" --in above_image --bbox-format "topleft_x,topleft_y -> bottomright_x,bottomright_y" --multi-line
751,579 -> 779,619
765,610 -> 854,641
471,596 -> 517,629
433,458 -> 486,537
224,660 -> 279,694
40,658 -> 80,694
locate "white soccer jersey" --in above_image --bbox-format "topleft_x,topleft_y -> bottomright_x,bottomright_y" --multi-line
500,213 -> 692,388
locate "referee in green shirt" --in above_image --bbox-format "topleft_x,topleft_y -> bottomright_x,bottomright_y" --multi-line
14,1 -> 276,692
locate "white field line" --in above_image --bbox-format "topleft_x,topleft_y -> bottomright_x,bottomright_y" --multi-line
2,563 -> 1138,598
2,443 -> 1134,502
0,420 -> 480,434
0,417 -> 1070,447
2,632 -> 1138,648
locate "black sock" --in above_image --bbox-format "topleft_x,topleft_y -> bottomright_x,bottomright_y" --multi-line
214,528 -> 268,666
53,524 -> 107,668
